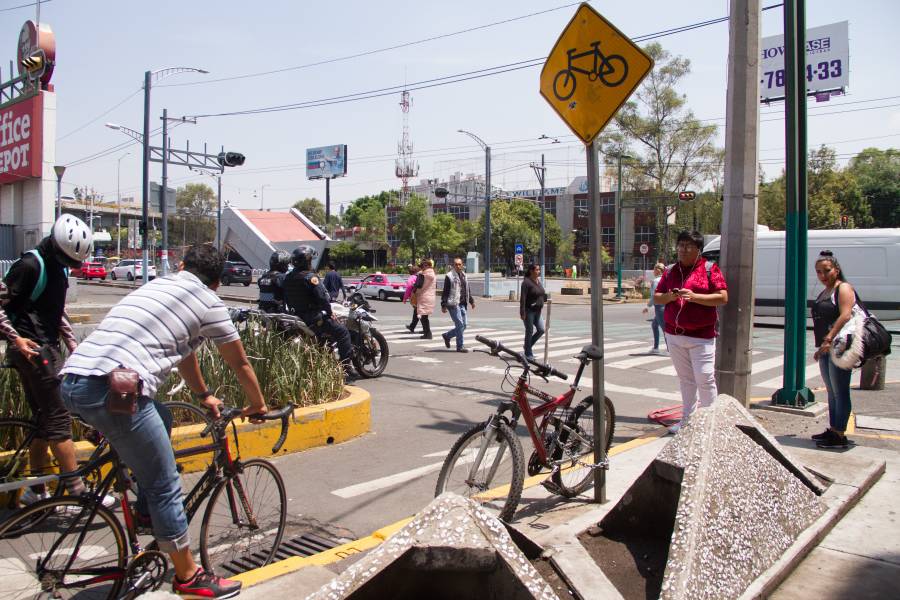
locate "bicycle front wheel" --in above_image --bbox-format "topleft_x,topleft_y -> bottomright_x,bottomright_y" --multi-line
0,497 -> 127,600
199,458 -> 287,576
163,401 -> 218,472
551,396 -> 616,497
435,419 -> 525,522
0,418 -> 60,510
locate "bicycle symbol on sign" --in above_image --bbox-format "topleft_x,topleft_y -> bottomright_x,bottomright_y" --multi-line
552,41 -> 629,101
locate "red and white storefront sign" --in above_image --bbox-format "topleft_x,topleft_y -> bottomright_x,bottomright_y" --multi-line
0,94 -> 43,185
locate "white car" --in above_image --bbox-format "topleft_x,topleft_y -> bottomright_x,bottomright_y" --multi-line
110,259 -> 157,282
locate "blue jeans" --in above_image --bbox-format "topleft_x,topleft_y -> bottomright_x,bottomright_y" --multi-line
444,305 -> 468,349
651,305 -> 665,349
818,355 -> 853,432
524,310 -> 545,359
60,374 -> 189,553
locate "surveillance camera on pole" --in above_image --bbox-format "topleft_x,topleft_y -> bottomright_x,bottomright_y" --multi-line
434,186 -> 449,199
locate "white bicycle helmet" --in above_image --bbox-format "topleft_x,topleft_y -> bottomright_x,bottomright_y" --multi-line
51,214 -> 93,267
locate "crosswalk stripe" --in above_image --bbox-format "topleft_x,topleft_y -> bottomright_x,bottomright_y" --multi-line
607,355 -> 671,369
417,329 -> 521,348
391,328 -> 500,345
756,363 -> 820,389
650,350 -> 765,376
546,340 -> 646,361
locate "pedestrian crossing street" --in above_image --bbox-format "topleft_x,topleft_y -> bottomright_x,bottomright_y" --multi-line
373,319 -> 860,393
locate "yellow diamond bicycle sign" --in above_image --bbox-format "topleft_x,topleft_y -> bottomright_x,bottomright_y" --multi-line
540,3 -> 653,145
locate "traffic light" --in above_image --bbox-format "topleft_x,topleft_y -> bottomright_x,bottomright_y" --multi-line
678,190 -> 696,201
20,49 -> 46,78
217,151 -> 245,168
840,215 -> 849,228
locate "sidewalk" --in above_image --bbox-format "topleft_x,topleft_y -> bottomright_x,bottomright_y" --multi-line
237,391 -> 900,599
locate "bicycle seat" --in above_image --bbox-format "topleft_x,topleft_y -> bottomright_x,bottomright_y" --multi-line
578,345 -> 603,360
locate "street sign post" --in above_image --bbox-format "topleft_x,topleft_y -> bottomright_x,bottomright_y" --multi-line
540,3 -> 653,504
639,243 -> 649,255
514,243 -> 524,255
515,253 -> 524,268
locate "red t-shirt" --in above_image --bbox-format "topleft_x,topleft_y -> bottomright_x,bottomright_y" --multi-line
655,258 -> 727,339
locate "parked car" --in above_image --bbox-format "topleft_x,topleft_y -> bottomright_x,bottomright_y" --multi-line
71,261 -> 107,280
221,261 -> 252,286
356,273 -> 407,301
110,259 -> 157,282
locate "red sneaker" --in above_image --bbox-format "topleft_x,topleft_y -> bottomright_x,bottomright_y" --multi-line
172,568 -> 242,599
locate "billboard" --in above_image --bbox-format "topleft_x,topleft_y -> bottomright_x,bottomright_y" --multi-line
760,21 -> 849,101
0,93 -> 43,185
306,145 -> 347,179
150,182 -> 176,213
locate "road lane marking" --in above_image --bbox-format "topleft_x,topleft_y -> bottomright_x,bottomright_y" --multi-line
405,356 -> 443,364
650,350 -> 764,376
755,363 -> 820,389
607,355 -> 672,369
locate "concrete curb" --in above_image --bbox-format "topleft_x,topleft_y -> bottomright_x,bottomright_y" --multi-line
234,427 -> 669,592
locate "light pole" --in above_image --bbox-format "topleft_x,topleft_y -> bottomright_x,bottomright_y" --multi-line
612,152 -> 632,298
458,129 -> 491,297
259,184 -> 269,210
530,154 -> 547,286
139,67 -> 207,284
53,165 -> 65,220
116,152 -> 130,257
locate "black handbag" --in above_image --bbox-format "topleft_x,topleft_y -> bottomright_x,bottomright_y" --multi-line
855,294 -> 893,361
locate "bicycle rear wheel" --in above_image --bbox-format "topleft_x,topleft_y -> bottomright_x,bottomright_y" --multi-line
551,396 -> 616,497
199,458 -> 287,576
435,419 -> 525,522
0,497 -> 126,600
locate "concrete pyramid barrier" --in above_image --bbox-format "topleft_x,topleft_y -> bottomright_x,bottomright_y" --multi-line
596,395 -> 828,600
305,492 -> 559,600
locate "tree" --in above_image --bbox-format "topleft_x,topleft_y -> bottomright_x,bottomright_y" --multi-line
612,42 -> 722,252
430,213 -> 467,259
480,200 -> 562,271
847,147 -> 900,227
292,197 -> 326,226
358,203 -> 387,269
329,241 -> 363,269
396,195 -> 430,261
175,183 -> 216,245
342,191 -> 396,227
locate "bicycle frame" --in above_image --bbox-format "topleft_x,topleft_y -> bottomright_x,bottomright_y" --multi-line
498,357 -> 590,467
565,42 -> 606,77
30,418 -> 246,593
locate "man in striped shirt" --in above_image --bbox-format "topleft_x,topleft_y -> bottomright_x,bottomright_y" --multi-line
60,244 -> 266,599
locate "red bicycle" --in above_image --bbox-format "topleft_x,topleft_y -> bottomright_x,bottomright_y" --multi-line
435,335 -> 615,521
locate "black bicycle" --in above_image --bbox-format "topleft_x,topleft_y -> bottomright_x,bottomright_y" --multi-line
552,41 -> 628,101
0,403 -> 293,599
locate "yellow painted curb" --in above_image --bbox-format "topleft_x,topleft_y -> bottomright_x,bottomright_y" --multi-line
236,427 -> 669,588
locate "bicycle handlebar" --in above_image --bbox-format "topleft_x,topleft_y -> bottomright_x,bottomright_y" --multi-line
474,335 -> 568,381
218,404 -> 295,454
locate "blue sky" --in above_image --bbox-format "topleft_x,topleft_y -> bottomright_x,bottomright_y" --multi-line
2,0 -> 898,211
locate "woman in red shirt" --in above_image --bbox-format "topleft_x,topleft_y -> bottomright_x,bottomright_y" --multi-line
654,231 -> 729,431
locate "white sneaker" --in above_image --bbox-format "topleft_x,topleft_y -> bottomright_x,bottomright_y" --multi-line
648,348 -> 661,355
19,488 -> 50,506
57,492 -> 118,513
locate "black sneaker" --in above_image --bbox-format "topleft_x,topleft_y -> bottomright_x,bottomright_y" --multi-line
816,433 -> 848,449
405,324 -> 415,333
456,347 -> 470,353
420,334 -> 433,340
443,334 -> 451,349
811,429 -> 832,441
173,568 -> 241,599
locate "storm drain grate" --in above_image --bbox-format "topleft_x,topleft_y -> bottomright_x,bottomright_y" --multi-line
219,532 -> 342,576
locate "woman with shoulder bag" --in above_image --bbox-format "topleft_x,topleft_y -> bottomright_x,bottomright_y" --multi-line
811,250 -> 856,449
402,264 -> 420,333
520,264 -> 548,361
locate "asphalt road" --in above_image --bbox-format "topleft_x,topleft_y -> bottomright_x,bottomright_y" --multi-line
70,284 -> 900,546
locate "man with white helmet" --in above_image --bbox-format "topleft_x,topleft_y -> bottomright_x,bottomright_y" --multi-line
0,214 -> 99,504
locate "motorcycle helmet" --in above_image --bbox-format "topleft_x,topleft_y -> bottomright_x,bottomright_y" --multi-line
269,250 -> 291,272
290,245 -> 318,271
51,214 -> 93,268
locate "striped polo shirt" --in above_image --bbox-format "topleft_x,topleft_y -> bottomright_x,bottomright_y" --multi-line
61,270 -> 239,396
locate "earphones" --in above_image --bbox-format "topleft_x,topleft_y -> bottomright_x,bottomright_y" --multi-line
673,252 -> 701,335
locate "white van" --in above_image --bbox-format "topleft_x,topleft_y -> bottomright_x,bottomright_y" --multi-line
702,228 -> 900,320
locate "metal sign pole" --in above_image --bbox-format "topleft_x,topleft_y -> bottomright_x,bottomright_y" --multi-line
543,298 -> 552,364
588,139 -> 607,503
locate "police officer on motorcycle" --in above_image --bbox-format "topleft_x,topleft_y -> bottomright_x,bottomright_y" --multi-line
283,245 -> 355,379
257,250 -> 290,313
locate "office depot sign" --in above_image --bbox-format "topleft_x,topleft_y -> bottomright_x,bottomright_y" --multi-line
0,94 -> 43,184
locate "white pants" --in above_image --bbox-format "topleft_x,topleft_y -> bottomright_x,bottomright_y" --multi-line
665,333 -> 717,422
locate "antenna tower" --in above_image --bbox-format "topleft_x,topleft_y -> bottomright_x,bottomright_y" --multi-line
395,90 -> 419,205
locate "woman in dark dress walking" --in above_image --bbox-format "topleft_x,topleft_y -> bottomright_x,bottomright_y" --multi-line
520,264 -> 548,361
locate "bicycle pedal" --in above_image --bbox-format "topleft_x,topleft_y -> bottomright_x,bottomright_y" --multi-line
541,479 -> 564,495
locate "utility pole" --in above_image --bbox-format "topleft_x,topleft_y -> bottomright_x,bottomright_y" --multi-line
716,0 -> 761,406
216,174 -> 223,249
160,109 -> 171,276
530,155 -> 547,286
614,153 -> 631,298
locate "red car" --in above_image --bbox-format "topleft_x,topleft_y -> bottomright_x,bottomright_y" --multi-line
72,261 -> 107,280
